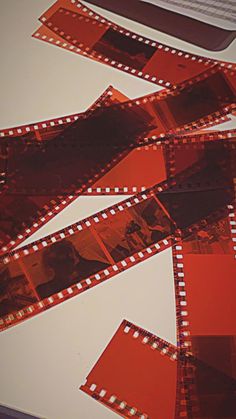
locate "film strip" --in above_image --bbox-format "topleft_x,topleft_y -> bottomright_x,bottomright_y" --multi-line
0,85 -> 133,255
80,320 -> 236,418
1,64 -> 235,255
0,138 -> 235,331
1,127 -> 234,257
0,85 -> 128,140
2,67 -> 236,196
33,0 -> 236,90
172,217 -> 236,373
166,137 -> 236,405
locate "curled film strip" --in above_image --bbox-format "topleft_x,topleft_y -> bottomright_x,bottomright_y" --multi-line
80,320 -> 236,419
0,138 -> 235,331
33,0 -> 236,90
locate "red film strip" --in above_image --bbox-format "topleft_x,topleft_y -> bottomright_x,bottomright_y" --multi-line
0,139 -> 235,330
80,320 -> 236,418
172,218 -> 236,377
2,127 -> 234,257
167,139 -> 236,393
3,67 -> 236,196
0,85 -> 131,140
33,0 -> 236,90
1,64 -> 235,254
0,86 -> 134,254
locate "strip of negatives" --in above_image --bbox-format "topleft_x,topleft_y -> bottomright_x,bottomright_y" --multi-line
0,86 -> 131,255
0,79 -> 194,255
80,320 -> 236,418
172,222 -> 236,378
33,0 -> 236,89
2,67 -> 236,196
0,139 -> 235,330
1,128 -> 234,258
0,86 -> 129,140
168,140 -> 236,388
1,66 -> 234,254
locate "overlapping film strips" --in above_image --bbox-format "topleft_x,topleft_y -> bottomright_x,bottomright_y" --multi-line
0,134 -> 235,331
80,320 -> 236,418
1,65 -> 236,254
78,136 -> 236,418
33,0 -> 236,89
1,1 -> 236,418
0,85 -> 132,254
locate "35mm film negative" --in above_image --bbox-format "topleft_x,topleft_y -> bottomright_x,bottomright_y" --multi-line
0,85 -> 133,255
1,64 -> 235,255
1,126 -> 234,257
0,85 -> 128,140
80,320 -> 236,418
2,68 -> 235,196
33,0 -> 236,89
172,217 -> 236,377
166,138 -> 236,353
167,137 -> 236,408
0,137 -> 235,330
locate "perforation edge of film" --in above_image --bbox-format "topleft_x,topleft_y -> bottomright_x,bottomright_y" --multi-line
172,241 -> 192,351
228,202 -> 236,258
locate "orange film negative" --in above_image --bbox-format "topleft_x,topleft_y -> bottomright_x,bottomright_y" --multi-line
3,67 -> 236,196
0,85 -> 133,255
80,320 -> 236,419
172,219 -> 236,379
167,139 -> 236,396
2,128 -> 234,258
0,76 -> 227,252
0,139 -> 235,330
33,0 -> 236,90
1,66 -> 235,254
0,85 -> 131,141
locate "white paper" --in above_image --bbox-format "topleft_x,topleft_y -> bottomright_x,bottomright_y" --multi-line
140,0 -> 236,30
